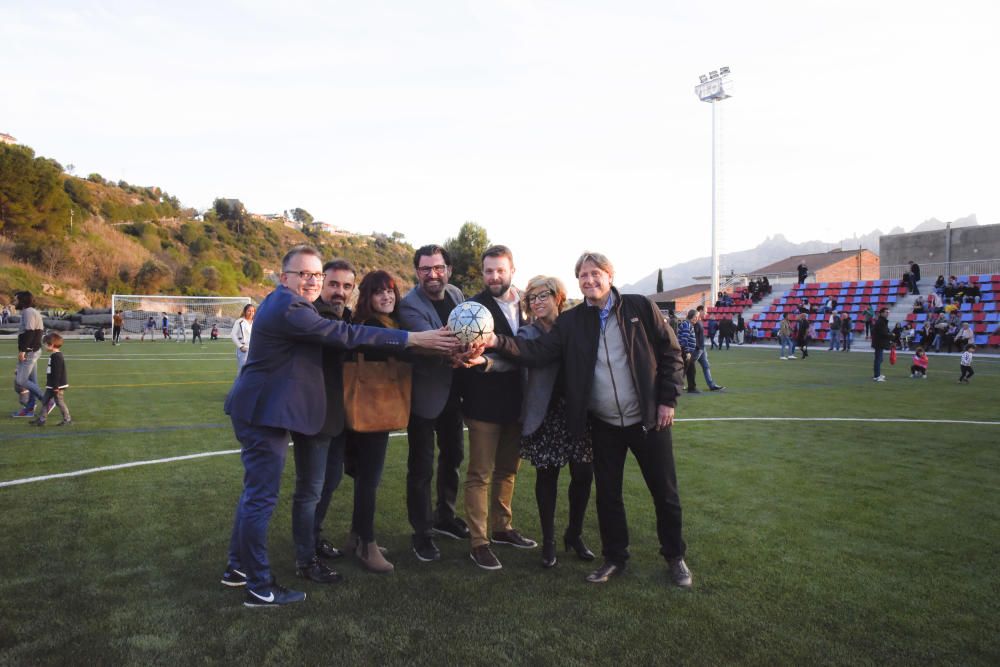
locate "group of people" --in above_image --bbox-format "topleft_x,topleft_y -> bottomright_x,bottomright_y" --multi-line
222,244 -> 693,608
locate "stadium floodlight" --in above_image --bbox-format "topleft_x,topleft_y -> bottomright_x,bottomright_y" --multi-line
111,294 -> 252,340
694,66 -> 734,302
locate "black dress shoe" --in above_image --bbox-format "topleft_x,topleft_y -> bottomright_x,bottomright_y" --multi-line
585,561 -> 624,584
295,558 -> 344,584
316,538 -> 343,560
564,534 -> 596,561
432,516 -> 470,540
541,541 -> 557,568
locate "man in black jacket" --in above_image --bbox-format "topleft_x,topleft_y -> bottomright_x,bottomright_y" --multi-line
462,245 -> 536,570
871,307 -> 892,382
485,251 -> 692,587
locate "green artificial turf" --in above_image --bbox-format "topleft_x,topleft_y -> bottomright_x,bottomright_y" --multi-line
1,340 -> 998,665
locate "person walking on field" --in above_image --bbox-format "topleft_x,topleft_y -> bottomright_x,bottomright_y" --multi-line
11,291 -> 45,418
796,312 -> 811,358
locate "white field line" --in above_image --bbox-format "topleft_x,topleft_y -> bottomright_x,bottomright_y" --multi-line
2,419 -> 998,489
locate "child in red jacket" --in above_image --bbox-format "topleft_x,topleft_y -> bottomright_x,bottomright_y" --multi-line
910,346 -> 929,379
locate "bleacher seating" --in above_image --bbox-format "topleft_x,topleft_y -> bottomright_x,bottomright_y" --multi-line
704,298 -> 753,321
749,280 -> 908,341
748,275 -> 1000,347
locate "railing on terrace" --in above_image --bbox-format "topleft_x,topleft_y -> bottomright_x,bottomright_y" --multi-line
881,260 -> 1000,281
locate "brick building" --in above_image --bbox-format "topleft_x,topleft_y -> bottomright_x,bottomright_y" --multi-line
648,284 -> 712,315
751,248 -> 879,284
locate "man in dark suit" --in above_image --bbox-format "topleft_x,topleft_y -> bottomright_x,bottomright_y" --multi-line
398,245 -> 470,562
221,245 -> 458,607
462,245 -> 536,571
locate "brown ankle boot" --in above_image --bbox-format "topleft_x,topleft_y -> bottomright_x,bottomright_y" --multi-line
357,541 -> 394,574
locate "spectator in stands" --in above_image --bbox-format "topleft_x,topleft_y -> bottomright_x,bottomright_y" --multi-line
798,299 -> 811,315
909,260 -> 921,294
745,322 -> 756,344
966,282 -> 981,303
900,323 -> 914,351
871,307 -> 891,382
919,321 -> 937,351
778,312 -> 794,360
933,318 -> 949,352
736,314 -> 745,345
954,322 -> 974,350
925,292 -> 938,312
823,296 -> 837,314
762,276 -> 771,296
828,311 -> 841,351
694,306 -> 726,391
840,313 -> 853,351
934,275 -> 945,295
718,316 -> 735,350
958,344 -> 975,383
910,347 -> 928,379
862,303 -> 875,339
795,313 -> 811,358
912,296 -> 925,314
677,310 -> 699,394
891,322 -> 903,348
797,261 -> 808,285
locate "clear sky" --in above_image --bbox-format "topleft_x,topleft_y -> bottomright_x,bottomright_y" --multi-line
3,1 -> 998,292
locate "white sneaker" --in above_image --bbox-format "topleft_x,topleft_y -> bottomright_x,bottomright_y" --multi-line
921,374 -> 927,379
875,376 -> 886,382
787,356 -> 796,360
779,356 -> 787,360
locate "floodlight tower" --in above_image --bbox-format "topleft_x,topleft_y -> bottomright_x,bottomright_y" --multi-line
695,66 -> 733,303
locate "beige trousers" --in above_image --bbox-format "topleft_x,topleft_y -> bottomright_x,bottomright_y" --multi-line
463,417 -> 522,548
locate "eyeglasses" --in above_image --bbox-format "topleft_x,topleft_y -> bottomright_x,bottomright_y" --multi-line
527,290 -> 554,304
284,271 -> 325,282
416,265 -> 448,276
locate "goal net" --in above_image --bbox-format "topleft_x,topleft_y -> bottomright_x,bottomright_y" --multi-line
111,294 -> 253,341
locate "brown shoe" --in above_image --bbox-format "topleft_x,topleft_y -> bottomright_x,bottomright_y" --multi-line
356,541 -> 394,574
345,531 -> 387,556
491,529 -> 537,549
667,557 -> 693,588
470,545 -> 502,570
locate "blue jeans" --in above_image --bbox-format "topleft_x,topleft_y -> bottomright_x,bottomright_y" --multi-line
227,417 -> 289,592
873,348 -> 884,378
15,350 -> 45,405
694,349 -> 718,389
779,335 -> 793,357
291,431 -> 345,566
828,330 -> 840,351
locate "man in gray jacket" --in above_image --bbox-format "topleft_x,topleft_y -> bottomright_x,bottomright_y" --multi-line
398,244 -> 470,562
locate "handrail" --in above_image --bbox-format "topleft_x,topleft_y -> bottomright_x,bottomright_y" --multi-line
881,260 -> 1000,281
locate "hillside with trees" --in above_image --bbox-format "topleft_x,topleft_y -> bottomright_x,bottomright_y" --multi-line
0,143 -> 427,309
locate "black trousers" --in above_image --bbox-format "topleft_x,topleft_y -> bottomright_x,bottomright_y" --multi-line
535,461 -> 593,545
406,393 -> 464,536
683,352 -> 697,391
345,430 -> 389,543
590,419 -> 685,566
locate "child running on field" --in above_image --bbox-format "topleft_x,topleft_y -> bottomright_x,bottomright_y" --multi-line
910,347 -> 929,378
958,344 -> 976,383
29,332 -> 71,426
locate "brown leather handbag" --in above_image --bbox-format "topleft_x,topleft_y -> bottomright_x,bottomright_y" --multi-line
343,353 -> 412,433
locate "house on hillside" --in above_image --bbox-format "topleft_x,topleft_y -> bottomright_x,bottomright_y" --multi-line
648,284 -> 712,315
0,132 -> 17,145
308,221 -> 350,236
750,248 -> 879,285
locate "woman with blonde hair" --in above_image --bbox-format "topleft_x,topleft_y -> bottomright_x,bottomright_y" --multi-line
475,275 -> 594,568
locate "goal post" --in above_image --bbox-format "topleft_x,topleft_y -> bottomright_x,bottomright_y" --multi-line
111,294 -> 253,341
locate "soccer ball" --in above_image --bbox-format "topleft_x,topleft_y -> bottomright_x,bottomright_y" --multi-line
447,302 -> 494,345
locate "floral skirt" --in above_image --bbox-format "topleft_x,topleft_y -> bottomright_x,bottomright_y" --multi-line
520,397 -> 592,468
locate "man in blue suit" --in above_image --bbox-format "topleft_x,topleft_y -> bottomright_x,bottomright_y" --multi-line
221,245 -> 458,608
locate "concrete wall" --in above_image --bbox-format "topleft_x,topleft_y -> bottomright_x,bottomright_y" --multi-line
880,223 -> 1000,270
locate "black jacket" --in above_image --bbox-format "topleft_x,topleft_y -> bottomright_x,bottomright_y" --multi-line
46,351 -> 68,389
492,288 -> 684,437
313,300 -> 352,436
872,316 -> 892,350
460,290 -> 524,423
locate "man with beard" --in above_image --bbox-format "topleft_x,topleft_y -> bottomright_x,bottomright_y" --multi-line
221,246 -> 458,607
398,245 -> 470,562
288,259 -> 356,583
461,245 -> 536,570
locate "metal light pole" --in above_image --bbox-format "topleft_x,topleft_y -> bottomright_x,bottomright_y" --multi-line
695,67 -> 733,303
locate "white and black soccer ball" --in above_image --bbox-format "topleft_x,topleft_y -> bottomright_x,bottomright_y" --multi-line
447,302 -> 494,345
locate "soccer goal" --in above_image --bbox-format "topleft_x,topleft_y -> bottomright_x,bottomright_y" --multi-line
111,294 -> 252,341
